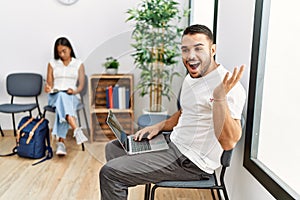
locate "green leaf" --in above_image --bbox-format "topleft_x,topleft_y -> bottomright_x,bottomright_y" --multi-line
127,0 -> 187,105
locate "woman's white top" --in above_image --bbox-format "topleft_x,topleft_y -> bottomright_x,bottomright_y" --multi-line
49,57 -> 82,91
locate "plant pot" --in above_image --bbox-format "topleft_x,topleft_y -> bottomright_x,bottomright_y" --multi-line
106,68 -> 118,74
142,106 -> 168,115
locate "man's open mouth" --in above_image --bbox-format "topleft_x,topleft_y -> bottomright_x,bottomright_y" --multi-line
188,61 -> 200,69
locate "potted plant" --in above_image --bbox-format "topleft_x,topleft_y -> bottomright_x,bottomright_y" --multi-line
127,0 -> 188,112
103,56 -> 119,74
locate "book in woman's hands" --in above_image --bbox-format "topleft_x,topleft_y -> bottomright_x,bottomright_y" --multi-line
50,89 -> 68,94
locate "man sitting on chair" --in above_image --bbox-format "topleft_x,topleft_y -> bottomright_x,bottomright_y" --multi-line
99,24 -> 246,200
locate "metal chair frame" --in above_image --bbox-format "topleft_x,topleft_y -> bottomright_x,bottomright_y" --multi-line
144,116 -> 245,200
0,125 -> 4,137
0,73 -> 43,136
145,149 -> 233,200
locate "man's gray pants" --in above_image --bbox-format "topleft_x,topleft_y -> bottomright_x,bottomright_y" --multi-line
99,135 -> 209,200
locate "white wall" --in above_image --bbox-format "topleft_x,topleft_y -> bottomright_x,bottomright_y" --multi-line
0,0 -> 189,129
216,0 -> 275,199
0,0 -> 138,128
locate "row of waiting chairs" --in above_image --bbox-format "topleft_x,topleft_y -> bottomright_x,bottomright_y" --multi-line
0,73 -> 90,151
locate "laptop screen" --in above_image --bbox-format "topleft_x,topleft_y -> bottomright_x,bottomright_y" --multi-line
106,110 -> 128,149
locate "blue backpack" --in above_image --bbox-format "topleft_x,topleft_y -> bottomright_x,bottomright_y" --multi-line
0,116 -> 53,166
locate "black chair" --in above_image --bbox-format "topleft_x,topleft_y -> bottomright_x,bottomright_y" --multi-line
0,125 -> 4,137
0,73 -> 43,136
43,75 -> 90,151
145,149 -> 234,200
145,117 -> 245,200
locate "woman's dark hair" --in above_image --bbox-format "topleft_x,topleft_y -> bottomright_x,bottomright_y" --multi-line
54,37 -> 76,60
182,24 -> 214,43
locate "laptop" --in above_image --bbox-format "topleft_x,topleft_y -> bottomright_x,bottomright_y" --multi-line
106,110 -> 169,155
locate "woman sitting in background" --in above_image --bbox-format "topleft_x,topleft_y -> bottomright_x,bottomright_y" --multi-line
44,37 -> 88,156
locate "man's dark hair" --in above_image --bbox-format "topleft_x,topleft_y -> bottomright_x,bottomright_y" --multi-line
182,24 -> 214,42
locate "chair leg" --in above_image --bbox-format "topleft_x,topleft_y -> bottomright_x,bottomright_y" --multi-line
43,109 -> 47,118
222,187 -> 229,200
210,189 -> 217,200
213,173 -> 222,200
82,107 -> 90,136
144,184 -> 151,200
150,185 -> 158,200
12,113 -> 17,137
77,110 -> 86,151
77,110 -> 82,127
216,188 -> 222,200
0,125 -> 4,136
35,97 -> 42,117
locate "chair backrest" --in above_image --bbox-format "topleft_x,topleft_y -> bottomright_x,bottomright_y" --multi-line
219,149 -> 234,188
221,149 -> 233,167
81,75 -> 88,97
76,74 -> 88,98
6,73 -> 43,97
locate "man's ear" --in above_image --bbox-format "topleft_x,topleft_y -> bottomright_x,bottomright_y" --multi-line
211,44 -> 216,56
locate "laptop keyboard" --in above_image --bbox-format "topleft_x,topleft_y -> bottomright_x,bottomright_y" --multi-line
129,137 -> 151,153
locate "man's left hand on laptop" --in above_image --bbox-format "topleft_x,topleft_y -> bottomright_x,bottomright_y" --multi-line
134,126 -> 160,141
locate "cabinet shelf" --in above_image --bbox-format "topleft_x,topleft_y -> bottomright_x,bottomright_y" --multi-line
89,74 -> 134,142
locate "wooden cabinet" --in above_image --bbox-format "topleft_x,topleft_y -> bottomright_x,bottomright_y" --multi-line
89,74 -> 134,142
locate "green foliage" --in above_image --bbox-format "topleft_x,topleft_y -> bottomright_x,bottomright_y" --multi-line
127,0 -> 188,111
103,57 -> 119,69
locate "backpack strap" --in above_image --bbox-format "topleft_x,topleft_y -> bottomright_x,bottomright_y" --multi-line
32,119 -> 53,166
26,118 -> 44,144
0,146 -> 17,157
0,117 -> 34,157
16,117 -> 34,143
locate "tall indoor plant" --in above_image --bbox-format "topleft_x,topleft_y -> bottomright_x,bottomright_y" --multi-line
127,0 -> 188,112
